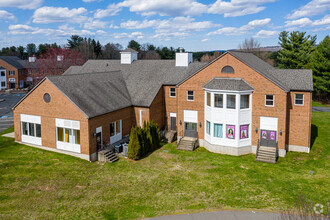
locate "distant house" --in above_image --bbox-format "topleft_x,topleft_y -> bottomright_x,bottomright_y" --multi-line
13,48 -> 313,162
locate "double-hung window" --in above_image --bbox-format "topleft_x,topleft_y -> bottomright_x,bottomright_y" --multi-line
214,94 -> 223,108
206,92 -> 211,106
265,95 -> 274,107
110,120 -> 121,137
187,90 -> 194,101
169,88 -> 176,97
294,94 -> 304,105
9,71 -> 15,75
227,95 -> 236,109
214,124 -> 223,138
240,94 -> 249,109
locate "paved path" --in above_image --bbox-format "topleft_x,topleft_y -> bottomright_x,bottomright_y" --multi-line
312,106 -> 330,112
150,210 -> 282,220
0,93 -> 26,133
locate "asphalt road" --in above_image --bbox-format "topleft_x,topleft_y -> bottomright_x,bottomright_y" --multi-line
0,93 -> 26,133
312,106 -> 330,112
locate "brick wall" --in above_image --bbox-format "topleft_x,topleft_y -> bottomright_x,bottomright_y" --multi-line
89,107 -> 135,154
134,107 -> 149,127
164,85 -> 178,130
286,91 -> 312,147
150,87 -> 165,129
0,59 -> 23,89
13,79 -> 90,154
177,53 -> 288,149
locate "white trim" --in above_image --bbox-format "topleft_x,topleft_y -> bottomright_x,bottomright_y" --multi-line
110,120 -> 122,144
55,118 -> 80,130
204,88 -> 254,93
169,87 -> 176,98
265,94 -> 274,107
184,110 -> 198,123
294,94 -> 304,106
21,114 -> 41,124
260,116 -> 278,131
170,112 -> 177,117
187,90 -> 194,101
139,110 -> 143,127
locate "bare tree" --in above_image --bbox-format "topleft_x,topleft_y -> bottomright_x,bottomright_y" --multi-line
238,38 -> 261,52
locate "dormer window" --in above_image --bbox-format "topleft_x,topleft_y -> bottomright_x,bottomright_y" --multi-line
221,66 -> 234,73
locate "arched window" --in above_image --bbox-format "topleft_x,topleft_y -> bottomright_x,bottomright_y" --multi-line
221,66 -> 235,73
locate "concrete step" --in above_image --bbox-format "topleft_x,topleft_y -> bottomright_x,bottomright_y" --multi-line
257,151 -> 276,157
259,146 -> 276,152
256,158 -> 276,164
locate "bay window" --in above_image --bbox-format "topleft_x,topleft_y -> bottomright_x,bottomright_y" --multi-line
227,95 -> 236,109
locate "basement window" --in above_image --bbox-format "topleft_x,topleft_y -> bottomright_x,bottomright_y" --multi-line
294,94 -> 304,106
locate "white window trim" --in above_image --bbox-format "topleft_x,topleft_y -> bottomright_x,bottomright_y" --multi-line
187,90 -> 194,101
110,120 -> 122,137
265,94 -> 274,107
169,87 -> 176,98
294,94 -> 304,106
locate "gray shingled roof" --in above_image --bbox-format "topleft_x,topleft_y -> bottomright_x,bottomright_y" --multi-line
64,59 -> 207,107
0,56 -> 25,69
47,72 -> 132,118
203,78 -> 254,91
64,66 -> 82,75
269,69 -> 313,91
122,48 -> 138,53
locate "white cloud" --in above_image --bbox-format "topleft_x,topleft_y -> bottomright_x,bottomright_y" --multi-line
201,38 -> 209,42
32,7 -> 88,24
9,24 -> 95,37
208,0 -> 275,17
0,0 -> 43,10
96,30 -> 107,34
94,3 -> 122,18
0,10 -> 16,20
83,19 -> 107,29
286,0 -> 330,19
208,18 -> 271,36
112,31 -> 144,39
312,14 -> 330,26
285,18 -> 313,27
254,30 -> 278,38
109,24 -> 120,29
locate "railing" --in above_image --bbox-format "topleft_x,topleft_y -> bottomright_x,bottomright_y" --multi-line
256,139 -> 260,158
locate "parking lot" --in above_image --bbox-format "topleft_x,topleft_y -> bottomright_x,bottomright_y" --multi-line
0,93 -> 26,133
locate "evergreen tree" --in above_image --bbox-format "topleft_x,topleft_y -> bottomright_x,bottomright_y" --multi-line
306,36 -> 330,101
67,35 -> 83,49
127,40 -> 141,51
127,127 -> 141,160
26,43 -> 37,55
277,31 -> 316,69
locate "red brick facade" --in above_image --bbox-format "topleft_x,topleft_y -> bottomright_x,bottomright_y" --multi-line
0,59 -> 25,89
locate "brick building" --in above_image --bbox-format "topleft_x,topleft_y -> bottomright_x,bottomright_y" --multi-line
13,49 -> 313,161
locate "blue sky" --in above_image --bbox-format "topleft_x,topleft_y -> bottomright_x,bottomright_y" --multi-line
0,0 -> 329,51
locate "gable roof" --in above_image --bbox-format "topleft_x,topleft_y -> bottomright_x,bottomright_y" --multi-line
203,78 -> 254,91
47,72 -> 132,118
0,56 -> 25,69
268,69 -> 313,91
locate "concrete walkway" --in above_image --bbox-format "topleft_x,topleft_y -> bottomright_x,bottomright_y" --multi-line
150,210 -> 283,220
312,107 -> 330,112
2,132 -> 14,138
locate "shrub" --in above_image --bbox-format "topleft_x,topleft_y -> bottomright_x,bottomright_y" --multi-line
127,121 -> 161,160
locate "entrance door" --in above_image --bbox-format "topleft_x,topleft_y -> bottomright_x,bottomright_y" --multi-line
96,132 -> 102,150
260,130 -> 277,147
170,116 -> 176,131
184,122 -> 197,138
10,82 -> 15,89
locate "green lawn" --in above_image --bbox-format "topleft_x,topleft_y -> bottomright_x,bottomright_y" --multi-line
0,112 -> 329,219
312,101 -> 330,107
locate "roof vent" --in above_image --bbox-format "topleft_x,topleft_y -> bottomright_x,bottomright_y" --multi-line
120,48 -> 138,64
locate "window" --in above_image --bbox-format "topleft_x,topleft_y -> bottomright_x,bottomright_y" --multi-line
110,122 -> 115,137
295,94 -> 304,105
240,94 -> 250,109
206,92 -> 211,106
1,71 -> 5,76
227,95 -> 236,109
110,120 -> 121,137
57,127 -> 80,144
187,90 -> 194,101
240,125 -> 249,139
1,82 -> 5,87
221,66 -> 235,73
214,124 -> 223,138
265,95 -> 274,106
206,121 -> 211,135
9,71 -> 15,75
214,94 -> 223,108
19,80 -> 24,88
22,122 -> 41,138
169,88 -> 176,97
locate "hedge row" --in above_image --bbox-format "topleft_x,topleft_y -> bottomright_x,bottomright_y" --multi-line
127,121 -> 161,160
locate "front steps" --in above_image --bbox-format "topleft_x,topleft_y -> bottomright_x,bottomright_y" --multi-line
256,146 -> 277,164
98,149 -> 119,163
177,137 -> 198,151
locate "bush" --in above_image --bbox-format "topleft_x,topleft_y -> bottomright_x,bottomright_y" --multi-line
127,121 -> 161,160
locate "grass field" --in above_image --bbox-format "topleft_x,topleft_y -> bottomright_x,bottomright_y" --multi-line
0,112 -> 329,219
312,101 -> 330,107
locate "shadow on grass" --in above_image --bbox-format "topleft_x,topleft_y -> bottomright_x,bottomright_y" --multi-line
310,124 -> 318,150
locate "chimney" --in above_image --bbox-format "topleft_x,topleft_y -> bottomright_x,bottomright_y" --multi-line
120,48 -> 138,64
175,49 -> 192,67
28,55 -> 36,63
